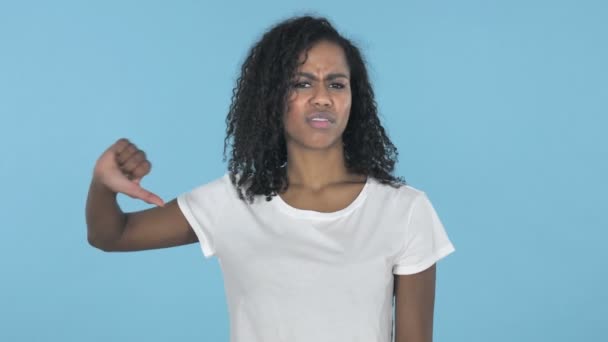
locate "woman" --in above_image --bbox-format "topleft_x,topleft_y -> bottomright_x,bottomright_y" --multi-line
86,15 -> 455,342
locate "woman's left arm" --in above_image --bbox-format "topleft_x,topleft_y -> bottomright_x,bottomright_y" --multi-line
394,264 -> 436,342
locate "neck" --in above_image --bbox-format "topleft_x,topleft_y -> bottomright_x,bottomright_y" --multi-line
285,140 -> 359,191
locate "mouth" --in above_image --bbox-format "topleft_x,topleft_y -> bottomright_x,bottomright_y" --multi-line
306,112 -> 335,129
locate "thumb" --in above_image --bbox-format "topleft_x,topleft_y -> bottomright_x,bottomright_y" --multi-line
124,181 -> 165,207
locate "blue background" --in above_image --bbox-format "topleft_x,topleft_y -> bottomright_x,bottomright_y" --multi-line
1,0 -> 606,341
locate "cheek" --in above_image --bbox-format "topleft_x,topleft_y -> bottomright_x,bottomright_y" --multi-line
341,96 -> 352,118
283,100 -> 299,134
284,90 -> 300,114
284,95 -> 306,119
339,89 -> 352,107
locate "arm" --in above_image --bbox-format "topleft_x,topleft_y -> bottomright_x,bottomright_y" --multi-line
86,138 -> 197,252
86,186 -> 197,251
394,264 -> 436,342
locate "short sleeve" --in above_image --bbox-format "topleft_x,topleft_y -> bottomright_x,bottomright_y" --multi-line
392,192 -> 455,275
177,174 -> 230,259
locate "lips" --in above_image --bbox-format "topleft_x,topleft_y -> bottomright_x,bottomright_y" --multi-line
305,112 -> 334,129
306,112 -> 335,123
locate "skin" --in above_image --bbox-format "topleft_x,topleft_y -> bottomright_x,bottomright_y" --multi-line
85,139 -> 196,252
280,40 -> 367,212
394,264 -> 437,342
85,40 -> 436,342
281,41 -> 437,342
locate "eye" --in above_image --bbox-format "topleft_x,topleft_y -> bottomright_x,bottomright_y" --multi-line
292,81 -> 311,89
329,82 -> 346,89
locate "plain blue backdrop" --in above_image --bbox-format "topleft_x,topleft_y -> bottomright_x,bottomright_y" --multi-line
1,0 -> 606,341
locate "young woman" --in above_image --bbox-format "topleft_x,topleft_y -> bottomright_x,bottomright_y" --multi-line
86,16 -> 455,342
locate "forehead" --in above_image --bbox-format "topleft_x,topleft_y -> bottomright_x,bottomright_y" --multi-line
297,40 -> 350,74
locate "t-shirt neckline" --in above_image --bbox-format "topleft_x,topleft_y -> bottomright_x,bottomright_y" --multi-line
272,177 -> 371,220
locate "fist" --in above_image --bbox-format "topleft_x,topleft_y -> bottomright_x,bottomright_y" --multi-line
93,138 -> 164,206
112,138 -> 151,181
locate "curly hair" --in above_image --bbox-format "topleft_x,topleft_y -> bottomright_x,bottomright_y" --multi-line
224,15 -> 405,202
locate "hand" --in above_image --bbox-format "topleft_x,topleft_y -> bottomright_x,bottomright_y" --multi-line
92,138 -> 165,207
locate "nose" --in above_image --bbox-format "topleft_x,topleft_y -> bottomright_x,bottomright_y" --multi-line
310,86 -> 332,108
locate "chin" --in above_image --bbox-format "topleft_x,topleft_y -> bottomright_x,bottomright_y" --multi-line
293,136 -> 343,151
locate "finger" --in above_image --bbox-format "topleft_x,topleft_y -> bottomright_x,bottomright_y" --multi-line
124,182 -> 165,207
131,160 -> 151,180
113,138 -> 132,154
120,151 -> 146,174
116,144 -> 139,166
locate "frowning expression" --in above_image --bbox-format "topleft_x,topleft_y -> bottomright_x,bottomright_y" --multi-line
283,40 -> 352,151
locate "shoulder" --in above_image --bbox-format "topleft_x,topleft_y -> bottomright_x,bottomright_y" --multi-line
364,177 -> 437,221
367,177 -> 426,204
184,173 -> 238,200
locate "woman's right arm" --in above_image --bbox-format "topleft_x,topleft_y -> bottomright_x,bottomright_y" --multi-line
86,138 -> 198,252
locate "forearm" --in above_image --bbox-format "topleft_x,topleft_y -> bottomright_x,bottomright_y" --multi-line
394,266 -> 436,342
85,179 -> 127,250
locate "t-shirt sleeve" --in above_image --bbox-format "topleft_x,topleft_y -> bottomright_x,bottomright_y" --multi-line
176,175 -> 230,259
392,191 -> 455,275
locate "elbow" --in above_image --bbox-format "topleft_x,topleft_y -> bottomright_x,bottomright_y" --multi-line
87,233 -> 117,252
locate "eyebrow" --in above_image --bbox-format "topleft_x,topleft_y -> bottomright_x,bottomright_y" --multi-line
296,72 -> 350,81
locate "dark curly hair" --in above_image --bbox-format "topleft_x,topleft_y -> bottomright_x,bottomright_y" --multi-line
224,15 -> 405,202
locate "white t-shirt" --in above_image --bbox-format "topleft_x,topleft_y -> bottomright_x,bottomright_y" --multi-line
177,174 -> 455,342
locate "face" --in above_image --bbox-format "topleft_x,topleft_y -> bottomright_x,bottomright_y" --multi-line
283,40 -> 352,151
